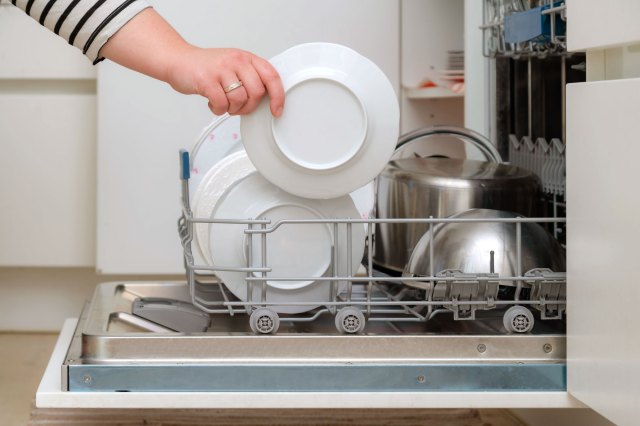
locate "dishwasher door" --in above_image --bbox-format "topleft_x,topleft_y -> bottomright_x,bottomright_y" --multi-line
567,77 -> 640,426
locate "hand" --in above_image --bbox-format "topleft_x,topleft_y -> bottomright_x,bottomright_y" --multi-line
99,9 -> 284,117
167,47 -> 285,117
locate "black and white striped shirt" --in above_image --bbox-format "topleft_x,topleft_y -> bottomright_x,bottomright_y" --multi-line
10,0 -> 151,64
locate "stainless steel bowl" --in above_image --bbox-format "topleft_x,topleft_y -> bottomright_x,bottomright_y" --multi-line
403,209 -> 566,287
373,157 -> 542,273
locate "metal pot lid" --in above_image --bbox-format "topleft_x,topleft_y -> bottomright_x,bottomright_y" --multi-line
381,157 -> 538,186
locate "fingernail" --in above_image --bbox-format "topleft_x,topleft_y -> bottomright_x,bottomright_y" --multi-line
275,107 -> 283,117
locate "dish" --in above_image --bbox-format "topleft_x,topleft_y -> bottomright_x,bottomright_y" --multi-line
241,42 -> 399,199
192,152 -> 371,266
350,181 -> 375,220
209,172 -> 365,314
188,114 -> 243,203
192,151 -> 256,265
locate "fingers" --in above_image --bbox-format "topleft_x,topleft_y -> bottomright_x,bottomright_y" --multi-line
251,56 -> 285,117
234,66 -> 265,115
197,49 -> 284,117
221,74 -> 248,115
202,83 -> 229,116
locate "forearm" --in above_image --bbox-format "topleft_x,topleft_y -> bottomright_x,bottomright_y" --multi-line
99,8 -> 190,85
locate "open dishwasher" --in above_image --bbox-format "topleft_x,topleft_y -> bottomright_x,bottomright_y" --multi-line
57,133 -> 567,393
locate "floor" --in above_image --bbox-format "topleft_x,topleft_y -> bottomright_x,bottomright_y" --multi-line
0,333 -> 58,426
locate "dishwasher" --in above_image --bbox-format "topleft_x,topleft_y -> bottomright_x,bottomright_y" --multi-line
60,132 -> 568,393
50,0 -> 574,399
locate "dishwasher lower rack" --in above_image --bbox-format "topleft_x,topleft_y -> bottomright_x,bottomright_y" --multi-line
178,150 -> 567,336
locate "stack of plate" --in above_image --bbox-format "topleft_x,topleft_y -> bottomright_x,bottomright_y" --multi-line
435,50 -> 464,90
447,50 -> 464,71
190,43 -> 399,313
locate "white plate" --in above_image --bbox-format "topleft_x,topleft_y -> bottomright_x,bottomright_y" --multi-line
192,151 -> 256,265
192,152 -> 371,265
241,42 -> 399,199
437,69 -> 465,75
188,114 -> 243,203
350,181 -> 375,220
209,172 -> 365,314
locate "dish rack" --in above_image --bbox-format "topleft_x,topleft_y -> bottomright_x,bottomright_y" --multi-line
481,0 -> 567,59
178,150 -> 567,335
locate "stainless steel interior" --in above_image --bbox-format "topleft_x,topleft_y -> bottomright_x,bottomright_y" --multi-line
63,281 -> 566,392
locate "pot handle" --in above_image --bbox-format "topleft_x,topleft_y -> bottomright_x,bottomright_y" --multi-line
397,126 -> 503,164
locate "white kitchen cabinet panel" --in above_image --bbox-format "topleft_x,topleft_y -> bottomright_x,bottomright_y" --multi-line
97,0 -> 400,274
567,0 -> 640,52
0,93 -> 96,266
0,3 -> 95,79
566,78 -> 640,426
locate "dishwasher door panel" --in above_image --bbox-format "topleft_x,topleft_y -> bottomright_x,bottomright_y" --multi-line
566,77 -> 640,426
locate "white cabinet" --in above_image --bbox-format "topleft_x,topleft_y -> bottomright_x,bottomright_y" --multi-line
96,0 -> 400,274
566,78 -> 640,426
567,0 -> 640,51
0,5 -> 96,267
0,93 -> 96,267
0,4 -> 94,79
565,2 -> 640,425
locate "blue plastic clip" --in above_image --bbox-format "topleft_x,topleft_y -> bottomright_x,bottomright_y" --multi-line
180,150 -> 190,181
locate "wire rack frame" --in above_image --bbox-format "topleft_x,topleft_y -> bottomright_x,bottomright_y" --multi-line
481,0 -> 567,59
178,150 -> 567,334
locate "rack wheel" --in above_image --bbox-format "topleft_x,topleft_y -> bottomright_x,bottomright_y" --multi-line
249,308 -> 280,334
503,306 -> 534,334
335,307 -> 366,334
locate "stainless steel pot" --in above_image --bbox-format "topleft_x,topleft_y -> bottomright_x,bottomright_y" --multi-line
373,157 -> 542,273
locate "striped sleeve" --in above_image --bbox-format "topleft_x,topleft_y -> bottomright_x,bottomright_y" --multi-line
11,0 -> 152,64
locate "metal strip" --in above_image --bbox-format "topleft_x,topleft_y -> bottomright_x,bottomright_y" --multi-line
68,363 -> 566,392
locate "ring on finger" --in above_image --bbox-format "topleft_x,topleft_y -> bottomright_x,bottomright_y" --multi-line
224,81 -> 243,93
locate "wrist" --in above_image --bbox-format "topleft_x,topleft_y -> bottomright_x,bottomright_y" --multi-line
162,40 -> 195,82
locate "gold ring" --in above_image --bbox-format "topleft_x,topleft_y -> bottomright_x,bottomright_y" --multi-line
223,81 -> 243,93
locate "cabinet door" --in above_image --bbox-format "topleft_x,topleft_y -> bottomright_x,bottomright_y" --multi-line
567,0 -> 640,51
566,78 -> 640,426
0,4 -> 95,79
97,0 -> 399,274
0,4 -> 96,267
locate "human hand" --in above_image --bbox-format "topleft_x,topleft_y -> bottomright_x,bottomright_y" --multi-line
167,47 -> 285,117
99,9 -> 284,117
